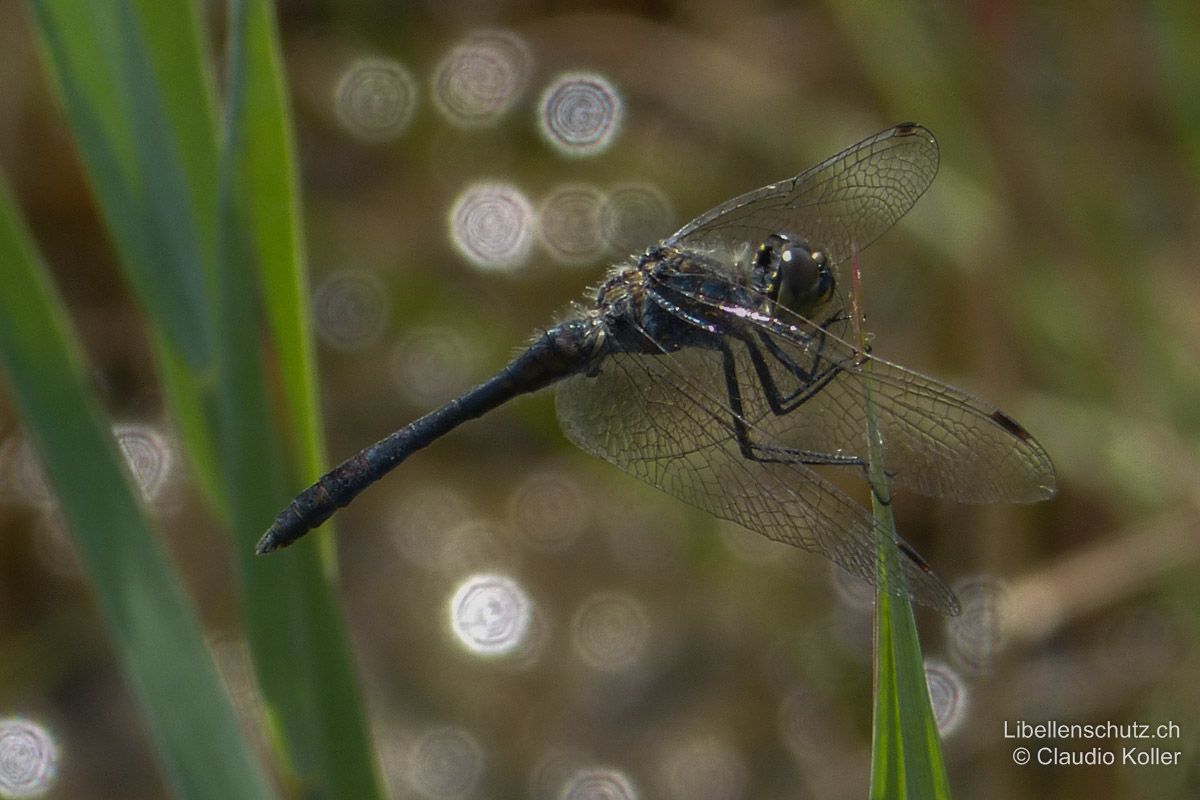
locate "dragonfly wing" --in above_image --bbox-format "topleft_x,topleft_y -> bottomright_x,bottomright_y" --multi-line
666,123 -> 938,269
556,339 -> 959,614
677,284 -> 1057,504
840,356 -> 1055,503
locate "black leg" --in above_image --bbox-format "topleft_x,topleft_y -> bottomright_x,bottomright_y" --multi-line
744,310 -> 854,414
721,344 -> 863,467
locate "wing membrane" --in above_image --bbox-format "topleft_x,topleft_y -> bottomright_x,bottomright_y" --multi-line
556,329 -> 959,614
662,273 -> 1057,504
552,123 -> 1051,615
667,123 -> 938,270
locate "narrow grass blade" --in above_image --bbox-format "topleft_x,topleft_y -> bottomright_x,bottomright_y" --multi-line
27,0 -> 224,500
868,499 -> 953,799
223,0 -> 327,479
26,0 -> 216,371
219,1 -> 381,795
0,177 -> 272,799
849,249 -> 953,800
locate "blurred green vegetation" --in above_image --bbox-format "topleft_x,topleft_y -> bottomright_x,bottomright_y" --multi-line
1,1 -> 1198,798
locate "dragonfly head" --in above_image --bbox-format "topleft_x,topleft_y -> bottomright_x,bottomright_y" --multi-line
753,233 -> 835,318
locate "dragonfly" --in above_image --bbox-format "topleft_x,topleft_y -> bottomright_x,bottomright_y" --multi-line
256,123 -> 1056,614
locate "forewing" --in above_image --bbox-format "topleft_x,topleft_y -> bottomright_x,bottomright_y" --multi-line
686,289 -> 1057,504
667,123 -> 938,268
555,339 -> 959,614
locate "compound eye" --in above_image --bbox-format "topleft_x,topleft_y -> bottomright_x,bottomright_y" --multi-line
755,233 -> 789,269
778,244 -> 834,314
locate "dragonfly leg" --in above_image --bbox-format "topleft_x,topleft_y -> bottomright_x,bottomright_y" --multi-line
745,310 -> 853,414
721,344 -> 863,467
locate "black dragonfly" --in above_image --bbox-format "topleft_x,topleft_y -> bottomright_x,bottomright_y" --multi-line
257,123 -> 1056,614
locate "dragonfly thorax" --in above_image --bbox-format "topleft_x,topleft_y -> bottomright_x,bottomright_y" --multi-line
753,233 -> 834,319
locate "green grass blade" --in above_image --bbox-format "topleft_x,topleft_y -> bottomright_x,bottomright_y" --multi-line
27,0 -> 224,500
850,256 -> 952,800
225,0 -> 327,480
868,490 -> 953,799
26,0 -> 216,371
218,1 -> 381,795
0,177 -> 273,800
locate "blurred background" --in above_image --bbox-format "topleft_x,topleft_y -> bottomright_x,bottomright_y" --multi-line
1,1 -> 1199,798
